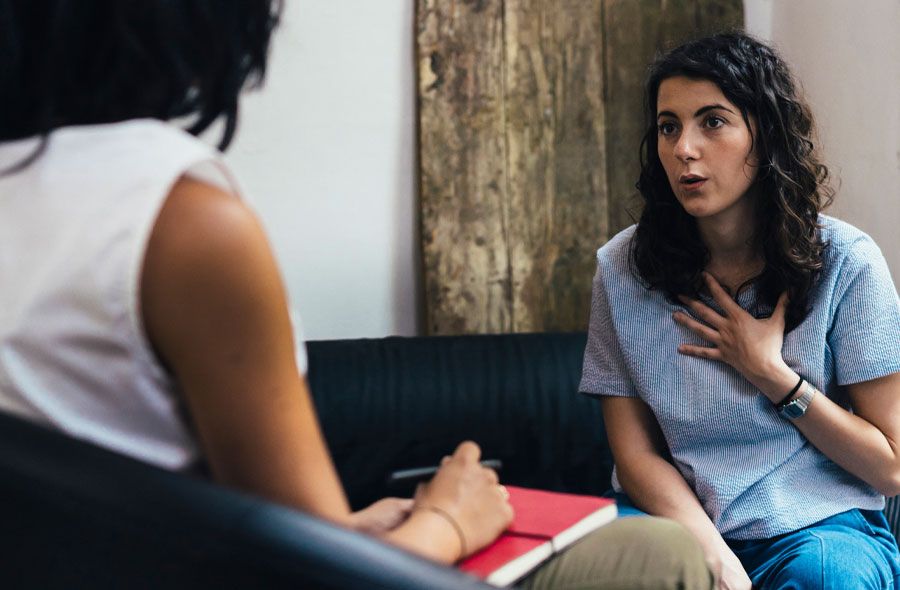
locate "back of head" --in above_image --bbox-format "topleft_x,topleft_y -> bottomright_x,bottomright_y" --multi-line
0,0 -> 282,150
633,31 -> 833,330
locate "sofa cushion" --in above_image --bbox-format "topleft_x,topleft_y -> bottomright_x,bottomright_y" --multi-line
306,333 -> 612,509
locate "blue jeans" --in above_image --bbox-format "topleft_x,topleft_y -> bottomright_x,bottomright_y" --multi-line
609,493 -> 900,589
727,509 -> 900,589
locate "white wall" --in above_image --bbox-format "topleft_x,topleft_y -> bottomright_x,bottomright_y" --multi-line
224,1 -> 899,339
745,0 -> 900,284
223,0 -> 419,339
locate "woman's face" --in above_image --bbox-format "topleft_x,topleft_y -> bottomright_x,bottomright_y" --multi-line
656,76 -> 758,222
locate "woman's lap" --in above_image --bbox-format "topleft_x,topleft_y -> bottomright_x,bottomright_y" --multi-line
520,516 -> 713,590
611,493 -> 900,589
727,509 -> 900,590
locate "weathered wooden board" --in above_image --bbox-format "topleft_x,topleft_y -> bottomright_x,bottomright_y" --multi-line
418,0 -> 743,335
603,0 -> 744,235
417,0 -> 511,334
504,0 -> 607,332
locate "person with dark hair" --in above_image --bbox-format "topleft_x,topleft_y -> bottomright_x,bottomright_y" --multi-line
0,1 -> 715,588
581,31 -> 900,589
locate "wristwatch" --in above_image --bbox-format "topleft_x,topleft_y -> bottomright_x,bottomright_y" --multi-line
778,380 -> 817,420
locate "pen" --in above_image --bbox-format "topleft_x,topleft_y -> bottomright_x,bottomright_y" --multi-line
387,459 -> 503,486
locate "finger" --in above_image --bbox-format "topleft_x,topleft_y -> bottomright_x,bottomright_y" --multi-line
396,498 -> 415,513
453,440 -> 481,464
678,295 -> 726,329
773,291 -> 789,320
483,468 -> 499,485
440,455 -> 451,466
414,483 -> 426,502
673,310 -> 720,343
677,344 -> 723,361
497,485 -> 510,501
703,272 -> 743,316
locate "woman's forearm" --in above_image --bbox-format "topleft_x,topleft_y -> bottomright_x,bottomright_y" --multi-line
752,363 -> 900,496
617,450 -> 727,557
789,383 -> 900,496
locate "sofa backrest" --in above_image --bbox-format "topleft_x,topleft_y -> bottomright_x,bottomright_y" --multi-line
306,332 -> 612,509
0,410 -> 493,589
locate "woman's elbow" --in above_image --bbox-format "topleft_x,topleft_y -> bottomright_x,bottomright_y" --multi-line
873,465 -> 900,497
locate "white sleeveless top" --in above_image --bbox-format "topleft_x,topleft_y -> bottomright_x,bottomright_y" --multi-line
0,119 -> 306,471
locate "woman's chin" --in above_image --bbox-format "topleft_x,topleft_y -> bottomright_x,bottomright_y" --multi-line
675,198 -> 712,219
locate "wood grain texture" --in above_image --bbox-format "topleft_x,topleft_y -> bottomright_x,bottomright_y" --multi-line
504,0 -> 607,332
602,0 -> 744,236
417,0 -> 511,334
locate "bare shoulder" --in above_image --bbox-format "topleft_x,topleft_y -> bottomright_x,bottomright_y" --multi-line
141,175 -> 291,373
147,176 -> 269,271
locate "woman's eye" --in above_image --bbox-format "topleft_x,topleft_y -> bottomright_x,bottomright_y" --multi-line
705,116 -> 725,129
657,122 -> 677,136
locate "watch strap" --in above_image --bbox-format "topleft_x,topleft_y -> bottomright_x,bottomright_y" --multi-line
778,380 -> 817,420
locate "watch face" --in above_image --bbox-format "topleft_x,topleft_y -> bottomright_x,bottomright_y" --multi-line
780,384 -> 815,420
782,401 -> 805,419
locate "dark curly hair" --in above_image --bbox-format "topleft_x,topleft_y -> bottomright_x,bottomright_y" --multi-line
632,32 -> 833,331
0,0 -> 281,168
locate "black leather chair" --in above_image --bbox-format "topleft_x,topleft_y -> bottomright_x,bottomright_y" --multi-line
0,410 -> 493,589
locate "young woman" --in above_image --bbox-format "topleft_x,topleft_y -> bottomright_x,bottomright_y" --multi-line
580,32 -> 900,590
0,2 -> 713,588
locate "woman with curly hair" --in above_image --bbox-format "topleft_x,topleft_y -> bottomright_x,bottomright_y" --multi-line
580,32 -> 900,589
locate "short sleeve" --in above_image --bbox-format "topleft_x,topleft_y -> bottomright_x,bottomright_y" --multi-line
579,259 -> 639,398
828,237 -> 900,385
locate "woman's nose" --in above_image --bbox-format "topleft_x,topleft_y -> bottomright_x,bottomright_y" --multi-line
674,128 -> 701,162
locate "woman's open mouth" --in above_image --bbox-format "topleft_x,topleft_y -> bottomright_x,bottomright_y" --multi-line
679,175 -> 707,191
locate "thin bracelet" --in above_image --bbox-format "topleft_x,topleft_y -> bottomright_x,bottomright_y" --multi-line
419,505 -> 467,561
775,376 -> 805,409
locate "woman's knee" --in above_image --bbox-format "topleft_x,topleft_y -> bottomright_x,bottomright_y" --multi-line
761,529 -> 894,590
522,516 -> 713,590
600,517 -> 713,589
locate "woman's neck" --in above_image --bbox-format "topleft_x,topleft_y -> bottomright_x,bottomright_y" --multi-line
696,205 -> 762,292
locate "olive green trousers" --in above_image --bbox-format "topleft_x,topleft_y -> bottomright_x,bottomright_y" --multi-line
520,517 -> 714,590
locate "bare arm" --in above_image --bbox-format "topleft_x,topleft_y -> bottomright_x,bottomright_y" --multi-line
603,396 -> 750,589
676,272 -> 900,495
142,177 -> 352,519
141,178 -> 510,563
763,369 -> 900,496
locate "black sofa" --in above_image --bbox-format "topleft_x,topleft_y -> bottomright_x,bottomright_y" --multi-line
0,332 -> 602,589
306,332 -> 609,509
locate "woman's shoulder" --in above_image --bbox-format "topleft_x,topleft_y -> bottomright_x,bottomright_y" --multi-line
50,119 -> 239,200
595,225 -> 637,269
817,215 -> 895,302
819,214 -> 884,264
51,118 -> 215,160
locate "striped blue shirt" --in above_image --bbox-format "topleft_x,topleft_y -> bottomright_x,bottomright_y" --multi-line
580,215 -> 900,540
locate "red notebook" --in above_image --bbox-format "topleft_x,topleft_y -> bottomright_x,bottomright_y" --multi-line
459,486 -> 617,587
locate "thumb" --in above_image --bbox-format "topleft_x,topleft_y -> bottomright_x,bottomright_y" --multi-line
452,440 -> 481,464
773,291 -> 789,320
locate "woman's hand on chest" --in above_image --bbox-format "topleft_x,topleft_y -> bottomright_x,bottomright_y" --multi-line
672,271 -> 798,401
